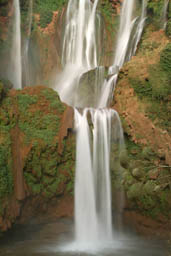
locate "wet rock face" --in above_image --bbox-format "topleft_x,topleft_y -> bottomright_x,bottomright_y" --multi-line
0,85 -> 75,232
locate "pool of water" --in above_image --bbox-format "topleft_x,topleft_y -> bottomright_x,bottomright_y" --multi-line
0,218 -> 169,256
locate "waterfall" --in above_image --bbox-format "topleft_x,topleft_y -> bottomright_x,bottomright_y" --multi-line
162,0 -> 169,30
23,0 -> 33,86
113,0 -> 135,70
74,108 -> 124,246
55,0 -> 146,251
56,0 -> 100,106
10,0 -> 22,89
99,0 -> 147,107
61,0 -> 99,68
128,0 -> 147,59
74,109 -> 98,243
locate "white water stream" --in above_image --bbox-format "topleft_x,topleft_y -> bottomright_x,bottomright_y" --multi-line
55,0 -> 147,251
99,0 -> 147,109
56,0 -> 100,106
162,0 -> 169,30
10,0 -> 22,89
23,0 -> 33,86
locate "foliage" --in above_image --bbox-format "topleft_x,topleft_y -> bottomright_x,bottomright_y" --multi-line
14,87 -> 75,197
147,0 -> 165,28
0,0 -> 8,5
0,85 -> 75,210
17,94 -> 38,112
0,0 -> 8,16
0,128 -> 13,200
33,0 -> 67,28
166,19 -> 171,37
160,43 -> 171,75
129,60 -> 171,132
166,2 -> 171,37
122,134 -> 171,219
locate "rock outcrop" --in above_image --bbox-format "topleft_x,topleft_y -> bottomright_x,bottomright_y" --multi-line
0,84 -> 75,232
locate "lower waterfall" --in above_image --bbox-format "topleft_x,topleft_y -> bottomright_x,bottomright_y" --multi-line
74,109 -> 123,243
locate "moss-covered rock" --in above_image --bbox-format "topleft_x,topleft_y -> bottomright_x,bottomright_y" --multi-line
0,86 -> 75,232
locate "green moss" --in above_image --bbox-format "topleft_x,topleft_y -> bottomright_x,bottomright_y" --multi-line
0,129 -> 13,200
160,43 -> 171,75
31,184 -> 42,195
127,182 -> 143,199
33,0 -> 67,28
166,2 -> 171,37
129,62 -> 171,132
17,89 -> 65,144
139,194 -> 156,210
41,88 -> 66,113
129,78 -> 152,99
17,94 -> 38,112
166,19 -> 171,37
147,0 -> 165,29
0,93 -> 14,204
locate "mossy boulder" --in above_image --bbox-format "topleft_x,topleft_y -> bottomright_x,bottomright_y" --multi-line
132,168 -> 145,180
127,182 -> 143,199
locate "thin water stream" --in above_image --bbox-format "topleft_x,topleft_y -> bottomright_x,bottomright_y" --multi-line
23,0 -> 33,86
9,0 -> 22,89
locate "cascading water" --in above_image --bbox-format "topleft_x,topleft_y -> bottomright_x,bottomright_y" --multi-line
73,107 -> 124,250
128,0 -> 147,59
55,0 -> 146,252
113,0 -> 135,70
74,109 -> 98,243
162,0 -> 169,30
55,0 -> 100,106
99,0 -> 147,107
10,0 -> 22,89
23,0 -> 33,86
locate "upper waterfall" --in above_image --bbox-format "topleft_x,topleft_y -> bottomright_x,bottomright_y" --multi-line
23,0 -> 33,87
113,0 -> 135,69
10,0 -> 22,89
55,0 -> 100,107
61,0 -> 100,69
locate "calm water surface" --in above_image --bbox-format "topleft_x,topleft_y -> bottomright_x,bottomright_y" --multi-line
0,218 -> 169,256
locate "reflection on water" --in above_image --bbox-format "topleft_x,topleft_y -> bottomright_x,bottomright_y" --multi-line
0,218 -> 168,256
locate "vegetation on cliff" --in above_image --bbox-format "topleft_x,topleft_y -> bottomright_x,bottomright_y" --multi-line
0,83 -> 75,232
114,23 -> 171,221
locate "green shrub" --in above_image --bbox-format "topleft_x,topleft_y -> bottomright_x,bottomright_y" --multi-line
160,43 -> 171,75
33,0 -> 67,28
147,0 -> 165,28
39,10 -> 53,28
166,19 -> 171,37
0,130 -> 13,199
